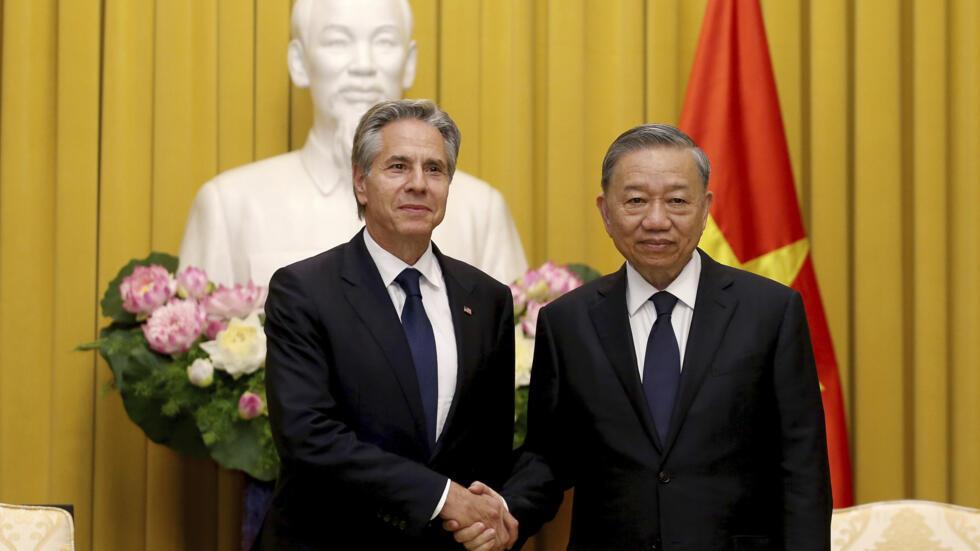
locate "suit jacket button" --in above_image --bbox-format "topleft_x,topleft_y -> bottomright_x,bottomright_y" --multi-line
658,471 -> 670,483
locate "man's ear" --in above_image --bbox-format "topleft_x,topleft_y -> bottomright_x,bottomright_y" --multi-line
353,166 -> 368,205
287,39 -> 310,88
701,190 -> 714,230
401,40 -> 418,90
596,193 -> 612,234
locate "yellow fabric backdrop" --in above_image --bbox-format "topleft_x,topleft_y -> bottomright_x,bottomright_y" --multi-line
1,1 -> 978,549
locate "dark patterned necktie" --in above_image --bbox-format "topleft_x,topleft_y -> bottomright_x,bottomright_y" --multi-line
643,291 -> 680,443
394,268 -> 438,447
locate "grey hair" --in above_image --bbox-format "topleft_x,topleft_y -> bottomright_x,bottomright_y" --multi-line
352,99 -> 462,219
600,124 -> 711,191
291,0 -> 414,45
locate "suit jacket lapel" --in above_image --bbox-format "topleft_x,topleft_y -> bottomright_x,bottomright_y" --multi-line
431,247 -> 477,460
589,266 -> 663,450
662,251 -> 737,455
339,230 -> 430,448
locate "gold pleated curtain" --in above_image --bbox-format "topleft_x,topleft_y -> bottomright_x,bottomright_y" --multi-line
0,1 -> 978,549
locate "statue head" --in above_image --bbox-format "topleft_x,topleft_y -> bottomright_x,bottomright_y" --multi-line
288,0 -> 417,169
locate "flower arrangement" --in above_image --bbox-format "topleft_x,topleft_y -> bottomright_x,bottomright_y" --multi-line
510,262 -> 600,447
79,253 -> 278,481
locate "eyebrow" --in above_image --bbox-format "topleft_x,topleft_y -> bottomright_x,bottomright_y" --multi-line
382,155 -> 447,169
383,155 -> 413,165
318,25 -> 353,36
317,24 -> 403,38
622,181 -> 691,191
371,25 -> 403,37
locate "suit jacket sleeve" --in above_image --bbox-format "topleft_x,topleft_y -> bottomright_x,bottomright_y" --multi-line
264,266 -> 449,535
775,291 -> 833,548
503,307 -> 569,539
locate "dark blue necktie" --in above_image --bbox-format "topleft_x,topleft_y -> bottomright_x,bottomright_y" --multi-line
394,268 -> 438,447
643,291 -> 680,443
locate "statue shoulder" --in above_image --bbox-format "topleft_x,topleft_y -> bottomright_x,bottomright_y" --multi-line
450,170 -> 505,202
203,150 -> 306,195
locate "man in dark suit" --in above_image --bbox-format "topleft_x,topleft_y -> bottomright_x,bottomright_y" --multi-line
257,99 -> 519,550
456,124 -> 831,550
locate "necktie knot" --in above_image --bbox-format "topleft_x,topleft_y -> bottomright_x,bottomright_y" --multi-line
395,268 -> 424,298
651,291 -> 679,317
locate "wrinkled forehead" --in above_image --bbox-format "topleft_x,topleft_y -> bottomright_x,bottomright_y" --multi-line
299,0 -> 412,42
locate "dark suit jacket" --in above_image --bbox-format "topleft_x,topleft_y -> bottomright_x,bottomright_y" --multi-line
504,251 -> 831,551
256,230 -> 515,550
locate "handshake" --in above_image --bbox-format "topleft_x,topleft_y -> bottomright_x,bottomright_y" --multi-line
439,480 -> 519,551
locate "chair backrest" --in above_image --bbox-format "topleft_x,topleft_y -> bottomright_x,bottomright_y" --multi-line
0,503 -> 74,551
832,499 -> 980,550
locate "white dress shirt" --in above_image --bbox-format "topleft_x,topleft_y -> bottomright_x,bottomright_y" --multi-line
362,229 -> 457,519
626,251 -> 702,379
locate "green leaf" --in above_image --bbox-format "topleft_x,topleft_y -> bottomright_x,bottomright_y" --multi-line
205,416 -> 280,481
566,263 -> 602,283
76,339 -> 105,351
97,326 -> 208,457
100,252 -> 179,323
513,386 -> 530,449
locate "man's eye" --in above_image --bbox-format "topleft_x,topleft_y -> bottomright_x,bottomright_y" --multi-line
626,197 -> 646,205
668,197 -> 689,205
390,163 -> 406,170
322,35 -> 349,48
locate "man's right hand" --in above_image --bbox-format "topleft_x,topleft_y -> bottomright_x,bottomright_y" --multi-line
440,481 -> 518,550
439,481 -> 517,550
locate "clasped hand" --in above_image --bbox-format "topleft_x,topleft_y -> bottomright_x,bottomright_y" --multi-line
439,481 -> 519,551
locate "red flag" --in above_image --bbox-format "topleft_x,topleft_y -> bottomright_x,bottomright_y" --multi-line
680,0 -> 854,507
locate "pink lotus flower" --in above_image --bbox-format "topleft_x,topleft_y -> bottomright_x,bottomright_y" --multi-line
510,283 -> 528,316
538,262 -> 582,295
204,317 -> 228,340
238,391 -> 265,420
204,282 -> 267,320
177,266 -> 211,300
521,300 -> 544,337
120,265 -> 177,316
142,299 -> 206,355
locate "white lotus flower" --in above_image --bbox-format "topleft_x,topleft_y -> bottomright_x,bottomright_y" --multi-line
515,327 -> 535,388
200,312 -> 266,379
187,358 -> 214,387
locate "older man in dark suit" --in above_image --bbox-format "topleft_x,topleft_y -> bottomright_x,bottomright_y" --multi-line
257,99 -> 518,550
455,124 -> 831,551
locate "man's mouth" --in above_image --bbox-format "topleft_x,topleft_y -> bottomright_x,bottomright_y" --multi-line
638,239 -> 674,251
340,86 -> 383,103
399,204 -> 431,214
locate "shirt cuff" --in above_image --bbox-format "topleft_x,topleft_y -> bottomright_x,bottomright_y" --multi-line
430,479 -> 452,520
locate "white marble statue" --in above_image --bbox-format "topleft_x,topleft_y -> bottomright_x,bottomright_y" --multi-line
179,0 -> 527,287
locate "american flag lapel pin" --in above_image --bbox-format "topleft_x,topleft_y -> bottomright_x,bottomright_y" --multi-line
463,306 -> 473,316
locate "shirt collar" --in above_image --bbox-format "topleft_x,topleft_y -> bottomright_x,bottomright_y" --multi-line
363,228 -> 443,290
299,131 -> 347,196
625,250 -> 702,316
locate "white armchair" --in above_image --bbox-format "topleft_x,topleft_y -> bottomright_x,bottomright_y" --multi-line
0,503 -> 74,551
832,499 -> 980,550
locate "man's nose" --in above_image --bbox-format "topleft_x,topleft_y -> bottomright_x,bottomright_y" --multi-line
640,201 -> 671,230
404,167 -> 428,192
349,42 -> 376,75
